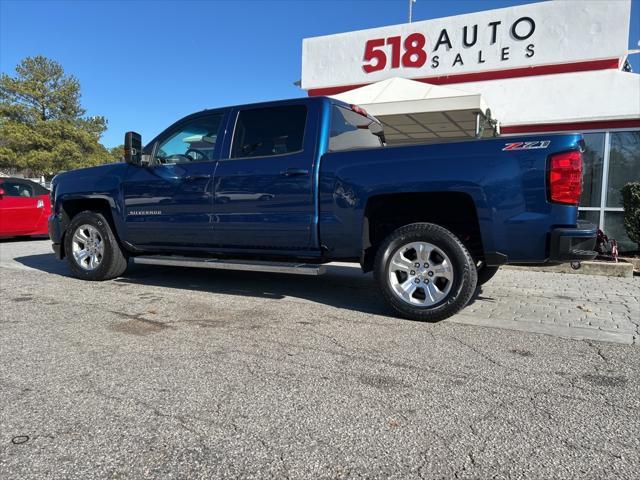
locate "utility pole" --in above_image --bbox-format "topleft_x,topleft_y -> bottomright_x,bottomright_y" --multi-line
409,0 -> 416,23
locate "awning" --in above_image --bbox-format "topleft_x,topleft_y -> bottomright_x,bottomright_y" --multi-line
330,77 -> 499,145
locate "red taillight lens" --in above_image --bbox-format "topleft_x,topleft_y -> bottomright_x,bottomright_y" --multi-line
549,150 -> 582,205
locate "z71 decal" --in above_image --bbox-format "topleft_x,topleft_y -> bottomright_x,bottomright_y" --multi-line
502,140 -> 551,151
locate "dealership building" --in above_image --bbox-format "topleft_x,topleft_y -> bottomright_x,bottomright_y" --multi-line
301,0 -> 640,251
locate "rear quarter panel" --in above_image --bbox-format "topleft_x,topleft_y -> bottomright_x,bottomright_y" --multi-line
319,134 -> 582,263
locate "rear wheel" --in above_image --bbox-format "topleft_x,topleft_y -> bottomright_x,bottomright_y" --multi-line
64,211 -> 127,280
374,223 -> 477,322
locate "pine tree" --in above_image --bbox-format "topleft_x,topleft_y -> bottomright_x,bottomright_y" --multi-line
0,55 -> 114,176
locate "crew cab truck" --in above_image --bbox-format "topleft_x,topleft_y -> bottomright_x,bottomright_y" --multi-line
48,96 -> 597,322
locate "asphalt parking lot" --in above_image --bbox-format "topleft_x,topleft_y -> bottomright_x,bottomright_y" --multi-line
1,239 -> 639,479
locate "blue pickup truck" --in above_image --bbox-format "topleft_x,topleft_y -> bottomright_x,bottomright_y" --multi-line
49,96 -> 596,321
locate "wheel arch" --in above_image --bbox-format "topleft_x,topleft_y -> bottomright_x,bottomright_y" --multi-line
361,191 -> 485,272
58,196 -> 121,259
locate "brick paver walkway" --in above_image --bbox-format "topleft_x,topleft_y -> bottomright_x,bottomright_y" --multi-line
451,268 -> 640,344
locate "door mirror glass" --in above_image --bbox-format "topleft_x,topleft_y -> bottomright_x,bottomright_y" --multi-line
124,131 -> 142,164
0,188 -> 5,198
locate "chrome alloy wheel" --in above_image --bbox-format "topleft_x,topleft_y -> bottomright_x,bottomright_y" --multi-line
71,224 -> 105,271
388,241 -> 454,307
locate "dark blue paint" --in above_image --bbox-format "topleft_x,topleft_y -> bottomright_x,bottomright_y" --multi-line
318,131 -> 582,262
50,96 -> 587,265
122,161 -> 217,246
211,100 -> 322,250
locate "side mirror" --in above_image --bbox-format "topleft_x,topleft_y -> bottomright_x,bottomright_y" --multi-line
0,188 -> 5,198
124,131 -> 142,164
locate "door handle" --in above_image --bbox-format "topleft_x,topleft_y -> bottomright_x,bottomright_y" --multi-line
184,174 -> 211,181
280,168 -> 309,176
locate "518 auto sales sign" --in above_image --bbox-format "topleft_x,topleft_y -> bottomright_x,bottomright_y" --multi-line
301,0 -> 631,94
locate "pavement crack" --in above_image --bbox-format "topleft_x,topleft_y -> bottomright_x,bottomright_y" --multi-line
628,315 -> 640,344
585,340 -> 609,364
467,451 -> 477,467
279,452 -> 291,480
309,328 -> 347,350
447,334 -> 506,368
86,383 -> 207,442
255,435 -> 291,479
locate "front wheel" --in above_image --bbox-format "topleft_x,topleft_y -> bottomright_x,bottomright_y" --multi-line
64,211 -> 128,281
374,223 -> 477,322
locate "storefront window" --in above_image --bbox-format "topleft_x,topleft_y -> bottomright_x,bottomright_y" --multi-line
580,133 -> 605,207
604,211 -> 637,252
578,210 -> 600,226
577,129 -> 640,253
606,131 -> 640,208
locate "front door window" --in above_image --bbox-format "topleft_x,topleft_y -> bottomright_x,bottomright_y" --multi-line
154,115 -> 224,165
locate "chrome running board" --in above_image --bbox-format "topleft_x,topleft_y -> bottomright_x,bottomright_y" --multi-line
132,255 -> 326,276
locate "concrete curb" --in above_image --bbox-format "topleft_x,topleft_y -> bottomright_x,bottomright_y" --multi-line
504,261 -> 634,277
450,314 -> 636,345
620,256 -> 640,273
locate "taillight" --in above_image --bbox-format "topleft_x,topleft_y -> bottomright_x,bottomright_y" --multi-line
549,150 -> 582,205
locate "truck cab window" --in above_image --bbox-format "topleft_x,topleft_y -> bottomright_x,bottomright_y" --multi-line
154,114 -> 223,165
329,105 -> 384,152
231,105 -> 306,159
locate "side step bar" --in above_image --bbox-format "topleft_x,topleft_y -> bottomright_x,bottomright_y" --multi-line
132,255 -> 326,276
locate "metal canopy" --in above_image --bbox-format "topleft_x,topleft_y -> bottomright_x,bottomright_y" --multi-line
330,77 -> 499,145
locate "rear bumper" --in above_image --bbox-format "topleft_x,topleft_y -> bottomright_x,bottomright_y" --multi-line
549,221 -> 597,262
48,214 -> 65,259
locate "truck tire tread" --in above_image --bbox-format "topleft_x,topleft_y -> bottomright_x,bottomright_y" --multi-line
64,211 -> 127,281
374,222 -> 477,322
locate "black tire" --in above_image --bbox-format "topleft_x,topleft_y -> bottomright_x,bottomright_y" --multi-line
64,211 -> 128,281
477,265 -> 500,286
374,222 -> 477,322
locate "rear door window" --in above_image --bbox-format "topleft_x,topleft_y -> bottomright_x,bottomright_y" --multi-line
230,105 -> 307,159
329,105 -> 383,152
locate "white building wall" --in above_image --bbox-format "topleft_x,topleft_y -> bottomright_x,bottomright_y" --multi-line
451,69 -> 640,128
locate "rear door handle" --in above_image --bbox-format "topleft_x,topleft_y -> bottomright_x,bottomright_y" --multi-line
184,174 -> 211,181
280,168 -> 309,176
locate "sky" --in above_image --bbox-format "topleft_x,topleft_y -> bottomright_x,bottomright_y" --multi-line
1,0 -> 639,148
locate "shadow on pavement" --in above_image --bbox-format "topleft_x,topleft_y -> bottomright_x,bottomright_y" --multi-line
14,252 -> 488,318
0,236 -> 48,243
14,253 -> 72,277
14,253 -> 392,316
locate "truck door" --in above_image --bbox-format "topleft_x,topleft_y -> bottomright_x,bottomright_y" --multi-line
122,111 -> 226,247
212,103 -> 316,251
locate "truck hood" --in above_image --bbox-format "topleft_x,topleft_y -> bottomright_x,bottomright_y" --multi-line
52,162 -> 128,185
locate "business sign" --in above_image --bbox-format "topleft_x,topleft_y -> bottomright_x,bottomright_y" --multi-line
301,0 -> 631,93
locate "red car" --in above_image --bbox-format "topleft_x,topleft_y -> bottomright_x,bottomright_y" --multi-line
0,177 -> 51,239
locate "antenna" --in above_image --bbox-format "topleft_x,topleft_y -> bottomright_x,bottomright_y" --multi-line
408,0 -> 416,23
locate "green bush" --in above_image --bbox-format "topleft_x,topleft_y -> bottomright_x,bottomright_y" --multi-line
621,182 -> 640,248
